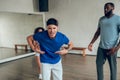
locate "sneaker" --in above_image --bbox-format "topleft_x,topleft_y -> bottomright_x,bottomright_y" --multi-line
39,74 -> 42,79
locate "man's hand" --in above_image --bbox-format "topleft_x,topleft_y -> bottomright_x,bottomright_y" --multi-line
55,48 -> 68,55
107,47 -> 118,55
88,43 -> 93,51
33,41 -> 45,54
34,49 -> 45,54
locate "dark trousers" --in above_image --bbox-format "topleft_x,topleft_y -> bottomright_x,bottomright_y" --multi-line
96,47 -> 117,80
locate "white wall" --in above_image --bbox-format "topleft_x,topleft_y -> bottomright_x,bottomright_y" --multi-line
0,0 -> 39,13
0,12 -> 44,48
45,0 -> 120,55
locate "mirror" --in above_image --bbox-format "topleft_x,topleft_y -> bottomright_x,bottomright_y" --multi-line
0,12 -> 44,60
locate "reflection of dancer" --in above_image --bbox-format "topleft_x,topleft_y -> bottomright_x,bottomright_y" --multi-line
33,18 -> 73,80
27,27 -> 45,79
88,2 -> 120,80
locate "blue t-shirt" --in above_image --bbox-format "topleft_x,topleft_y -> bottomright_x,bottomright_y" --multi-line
33,31 -> 69,64
98,14 -> 120,49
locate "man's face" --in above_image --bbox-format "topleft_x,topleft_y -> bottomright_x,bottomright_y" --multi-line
104,4 -> 114,17
47,24 -> 58,38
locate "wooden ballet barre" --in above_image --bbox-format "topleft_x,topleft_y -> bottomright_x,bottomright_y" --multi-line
64,47 -> 86,56
15,44 -> 28,51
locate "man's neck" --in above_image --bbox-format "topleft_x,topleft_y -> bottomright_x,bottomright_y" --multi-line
106,14 -> 114,18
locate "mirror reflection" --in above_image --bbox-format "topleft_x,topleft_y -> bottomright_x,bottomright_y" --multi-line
0,12 -> 44,60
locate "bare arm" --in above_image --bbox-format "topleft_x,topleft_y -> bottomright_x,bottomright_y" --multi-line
27,35 -> 45,54
27,35 -> 39,51
67,41 -> 74,51
55,41 -> 74,55
88,27 -> 100,51
27,35 -> 35,51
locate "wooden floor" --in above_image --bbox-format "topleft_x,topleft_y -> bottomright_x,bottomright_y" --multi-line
0,48 -> 120,80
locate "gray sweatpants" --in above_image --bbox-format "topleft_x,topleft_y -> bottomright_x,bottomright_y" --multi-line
96,47 -> 117,80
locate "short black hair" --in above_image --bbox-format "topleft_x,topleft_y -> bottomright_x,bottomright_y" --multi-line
104,2 -> 115,8
34,27 -> 45,34
46,18 -> 58,26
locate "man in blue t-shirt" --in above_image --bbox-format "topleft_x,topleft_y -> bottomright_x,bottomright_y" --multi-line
88,2 -> 120,80
33,18 -> 73,80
